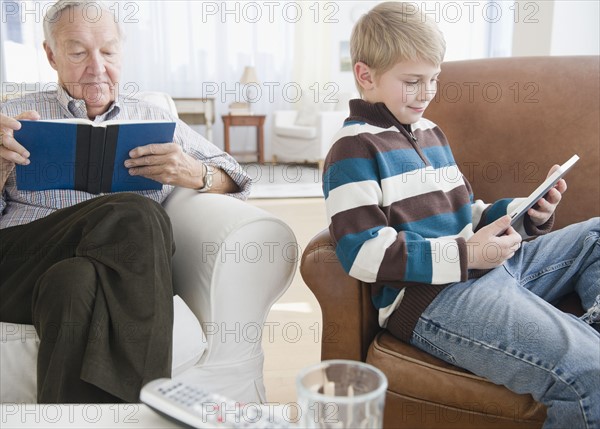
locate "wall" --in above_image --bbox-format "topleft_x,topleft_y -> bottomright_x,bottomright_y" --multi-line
551,0 -> 600,55
328,2 -> 372,97
328,1 -> 518,97
512,0 -> 600,56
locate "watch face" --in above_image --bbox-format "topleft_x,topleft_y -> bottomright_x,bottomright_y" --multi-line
198,164 -> 214,192
206,170 -> 213,188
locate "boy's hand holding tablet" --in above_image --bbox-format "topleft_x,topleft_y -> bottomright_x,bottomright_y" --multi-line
489,154 -> 577,239
512,154 -> 577,227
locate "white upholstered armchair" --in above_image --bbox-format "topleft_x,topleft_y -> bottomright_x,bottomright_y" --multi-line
0,92 -> 298,405
271,95 -> 354,167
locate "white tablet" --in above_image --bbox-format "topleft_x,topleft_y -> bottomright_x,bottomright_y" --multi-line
509,154 -> 579,226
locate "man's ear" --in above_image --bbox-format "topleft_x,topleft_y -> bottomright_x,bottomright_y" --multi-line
354,62 -> 375,92
43,41 -> 58,70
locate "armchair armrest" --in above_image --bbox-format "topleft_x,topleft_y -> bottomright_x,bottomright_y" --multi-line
163,189 -> 297,365
300,228 -> 379,362
135,91 -> 179,118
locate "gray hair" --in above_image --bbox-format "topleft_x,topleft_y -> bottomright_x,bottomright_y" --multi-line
43,0 -> 123,50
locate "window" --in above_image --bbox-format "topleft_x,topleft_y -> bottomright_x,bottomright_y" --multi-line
1,0 -> 55,87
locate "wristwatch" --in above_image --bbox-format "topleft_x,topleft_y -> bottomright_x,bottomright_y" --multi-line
197,163 -> 215,193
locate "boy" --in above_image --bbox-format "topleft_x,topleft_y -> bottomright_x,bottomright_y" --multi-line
323,2 -> 599,427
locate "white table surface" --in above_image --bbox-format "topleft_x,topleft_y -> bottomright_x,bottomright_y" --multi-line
2,403 -> 297,428
1,404 -> 179,428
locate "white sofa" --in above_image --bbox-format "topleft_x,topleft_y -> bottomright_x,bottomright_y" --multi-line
0,92 -> 298,405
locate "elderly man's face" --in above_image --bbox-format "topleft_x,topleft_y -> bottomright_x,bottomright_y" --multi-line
44,7 -> 122,117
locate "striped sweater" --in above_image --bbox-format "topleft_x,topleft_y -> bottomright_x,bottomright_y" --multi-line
323,99 -> 551,341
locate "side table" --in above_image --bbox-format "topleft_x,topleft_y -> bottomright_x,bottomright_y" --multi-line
173,98 -> 215,142
222,114 -> 266,163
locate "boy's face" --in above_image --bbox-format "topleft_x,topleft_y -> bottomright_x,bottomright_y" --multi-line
358,60 -> 440,124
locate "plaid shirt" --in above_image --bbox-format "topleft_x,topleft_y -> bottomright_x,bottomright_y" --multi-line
1,87 -> 251,229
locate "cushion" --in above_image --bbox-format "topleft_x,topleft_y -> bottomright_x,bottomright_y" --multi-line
274,124 -> 318,139
172,295 -> 207,375
367,331 -> 546,427
294,106 -> 318,126
0,322 -> 38,403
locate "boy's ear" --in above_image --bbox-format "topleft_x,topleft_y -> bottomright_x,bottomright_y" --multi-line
354,62 -> 376,91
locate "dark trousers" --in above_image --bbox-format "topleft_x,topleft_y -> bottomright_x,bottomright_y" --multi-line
0,193 -> 174,403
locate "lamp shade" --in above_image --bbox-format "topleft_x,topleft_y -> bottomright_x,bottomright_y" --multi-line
240,66 -> 259,85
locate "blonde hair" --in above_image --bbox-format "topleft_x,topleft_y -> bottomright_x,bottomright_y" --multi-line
350,2 -> 446,94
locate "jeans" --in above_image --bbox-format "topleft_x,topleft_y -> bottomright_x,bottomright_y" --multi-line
411,218 -> 600,428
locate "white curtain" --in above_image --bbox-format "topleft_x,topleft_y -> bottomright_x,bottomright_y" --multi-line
120,1 -> 295,156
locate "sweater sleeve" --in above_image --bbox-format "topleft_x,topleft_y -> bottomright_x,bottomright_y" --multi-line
475,196 -> 553,238
323,137 -> 468,286
465,175 -> 515,232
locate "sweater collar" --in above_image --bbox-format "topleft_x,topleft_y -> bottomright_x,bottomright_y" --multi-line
348,99 -> 411,131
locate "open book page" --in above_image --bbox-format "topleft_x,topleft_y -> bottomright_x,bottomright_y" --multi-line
20,118 -> 175,127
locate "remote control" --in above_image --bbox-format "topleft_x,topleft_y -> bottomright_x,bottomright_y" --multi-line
140,378 -> 292,428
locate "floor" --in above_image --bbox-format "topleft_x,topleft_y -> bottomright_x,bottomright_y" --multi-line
247,197 -> 328,406
244,162 -> 323,199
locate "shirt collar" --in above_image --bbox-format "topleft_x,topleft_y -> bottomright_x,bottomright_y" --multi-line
56,85 -> 122,121
348,99 -> 411,131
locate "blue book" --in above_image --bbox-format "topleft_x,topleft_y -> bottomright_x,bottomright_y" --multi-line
14,119 -> 176,194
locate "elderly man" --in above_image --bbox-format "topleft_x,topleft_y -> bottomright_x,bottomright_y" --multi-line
0,0 -> 250,403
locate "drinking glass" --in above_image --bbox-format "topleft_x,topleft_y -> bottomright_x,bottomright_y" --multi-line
296,359 -> 388,428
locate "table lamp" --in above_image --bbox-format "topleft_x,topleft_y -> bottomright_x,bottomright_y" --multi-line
240,66 -> 259,113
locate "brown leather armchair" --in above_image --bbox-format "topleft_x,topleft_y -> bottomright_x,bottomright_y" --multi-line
301,56 -> 599,429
